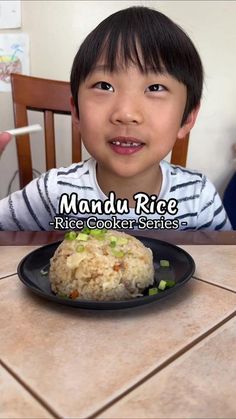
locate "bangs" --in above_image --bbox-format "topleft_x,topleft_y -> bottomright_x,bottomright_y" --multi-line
92,28 -> 165,75
77,6 -> 195,82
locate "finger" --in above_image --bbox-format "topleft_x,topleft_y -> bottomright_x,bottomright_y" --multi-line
0,132 -> 12,154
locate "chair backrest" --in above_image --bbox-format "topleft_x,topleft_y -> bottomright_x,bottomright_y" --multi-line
11,73 -> 81,189
170,132 -> 189,167
11,73 -> 189,189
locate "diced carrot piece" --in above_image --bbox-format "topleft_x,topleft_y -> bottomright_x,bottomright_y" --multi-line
113,263 -> 121,272
70,289 -> 79,299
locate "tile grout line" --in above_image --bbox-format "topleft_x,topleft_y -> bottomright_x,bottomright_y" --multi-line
87,309 -> 236,419
0,358 -> 62,419
0,272 -> 17,280
192,275 -> 236,294
0,274 -> 235,417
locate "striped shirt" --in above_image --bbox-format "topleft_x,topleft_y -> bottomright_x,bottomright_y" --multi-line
0,158 -> 231,231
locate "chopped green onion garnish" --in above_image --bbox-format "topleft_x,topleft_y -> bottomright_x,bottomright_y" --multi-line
65,231 -> 77,240
90,229 -> 107,240
110,235 -> 117,242
109,236 -> 117,248
76,244 -> 85,253
158,280 -> 167,290
90,229 -> 103,236
148,287 -> 158,296
82,227 -> 91,234
165,280 -> 176,288
160,259 -> 170,267
76,233 -> 89,241
112,249 -> 125,258
40,265 -> 49,275
110,241 -> 116,248
58,293 -> 69,299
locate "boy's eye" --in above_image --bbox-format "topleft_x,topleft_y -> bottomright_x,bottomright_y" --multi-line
94,81 -> 114,91
146,84 -> 166,92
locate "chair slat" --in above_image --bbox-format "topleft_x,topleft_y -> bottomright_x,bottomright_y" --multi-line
12,102 -> 33,188
170,134 -> 189,167
44,111 -> 56,170
72,122 -> 82,163
11,73 -> 82,188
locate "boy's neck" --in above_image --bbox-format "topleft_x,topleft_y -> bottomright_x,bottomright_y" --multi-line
96,164 -> 162,208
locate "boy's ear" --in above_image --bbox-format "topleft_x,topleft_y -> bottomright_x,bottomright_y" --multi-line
70,96 -> 80,129
177,103 -> 200,139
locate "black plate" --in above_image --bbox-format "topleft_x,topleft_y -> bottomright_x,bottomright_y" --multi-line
17,236 -> 195,310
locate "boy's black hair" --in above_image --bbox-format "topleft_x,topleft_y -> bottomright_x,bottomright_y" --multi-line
70,6 -> 203,124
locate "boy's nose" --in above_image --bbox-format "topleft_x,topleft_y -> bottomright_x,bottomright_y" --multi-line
110,99 -> 143,125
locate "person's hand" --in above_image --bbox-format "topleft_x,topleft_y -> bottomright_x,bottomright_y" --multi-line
0,132 -> 12,156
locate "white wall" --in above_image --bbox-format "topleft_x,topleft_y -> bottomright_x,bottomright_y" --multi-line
0,0 -> 236,198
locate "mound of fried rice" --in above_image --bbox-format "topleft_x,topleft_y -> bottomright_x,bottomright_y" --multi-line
49,229 -> 154,301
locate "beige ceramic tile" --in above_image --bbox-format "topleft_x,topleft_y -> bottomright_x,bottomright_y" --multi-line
0,246 -> 39,279
101,317 -> 236,419
0,275 -> 235,418
0,364 -> 52,418
181,245 -> 236,292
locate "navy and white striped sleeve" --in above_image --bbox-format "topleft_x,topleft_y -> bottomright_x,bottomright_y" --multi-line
0,169 -> 58,231
197,176 -> 232,230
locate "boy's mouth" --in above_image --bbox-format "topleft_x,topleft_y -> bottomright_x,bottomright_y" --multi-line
109,136 -> 144,155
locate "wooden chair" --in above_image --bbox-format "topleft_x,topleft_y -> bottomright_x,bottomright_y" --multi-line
10,73 -> 81,189
170,132 -> 189,167
10,73 -> 189,189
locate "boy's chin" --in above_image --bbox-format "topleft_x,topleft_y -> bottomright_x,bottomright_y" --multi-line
98,162 -> 159,181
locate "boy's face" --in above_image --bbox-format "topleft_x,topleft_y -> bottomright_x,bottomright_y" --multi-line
72,63 -> 198,181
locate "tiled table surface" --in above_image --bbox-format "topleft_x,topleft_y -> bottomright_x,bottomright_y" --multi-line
0,365 -> 51,418
182,245 -> 236,292
0,246 -> 39,278
0,242 -> 235,418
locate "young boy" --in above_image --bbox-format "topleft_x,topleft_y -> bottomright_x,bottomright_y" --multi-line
0,6 -> 231,231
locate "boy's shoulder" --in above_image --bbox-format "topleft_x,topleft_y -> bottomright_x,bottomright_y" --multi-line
160,160 -> 231,231
160,159 -> 217,204
46,158 -> 98,198
161,160 -> 204,181
160,160 -> 206,195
